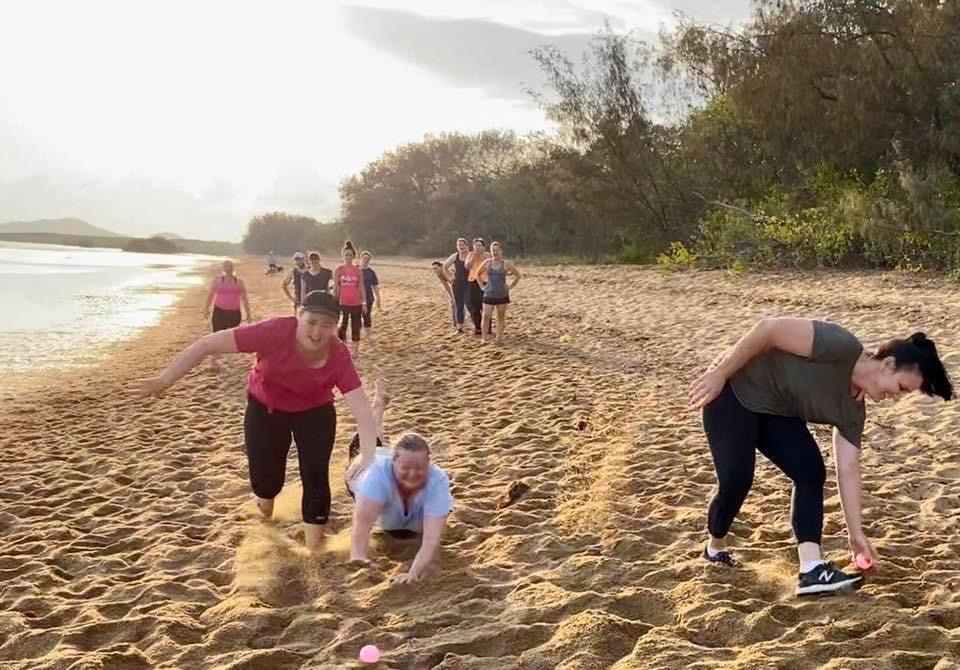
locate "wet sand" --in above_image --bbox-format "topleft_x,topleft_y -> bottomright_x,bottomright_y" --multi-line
1,260 -> 958,669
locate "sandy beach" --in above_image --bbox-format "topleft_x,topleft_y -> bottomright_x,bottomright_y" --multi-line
1,259 -> 959,669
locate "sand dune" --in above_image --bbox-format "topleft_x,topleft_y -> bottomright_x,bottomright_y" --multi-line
1,261 -> 959,669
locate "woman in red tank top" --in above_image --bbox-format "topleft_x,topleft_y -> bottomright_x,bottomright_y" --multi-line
334,241 -> 366,355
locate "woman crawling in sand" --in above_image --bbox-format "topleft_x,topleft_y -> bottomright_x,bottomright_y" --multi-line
346,379 -> 454,584
137,290 -> 379,554
689,318 -> 952,597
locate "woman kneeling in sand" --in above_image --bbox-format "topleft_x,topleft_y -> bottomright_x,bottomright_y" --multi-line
689,318 -> 952,597
346,379 -> 454,584
137,290 -> 379,553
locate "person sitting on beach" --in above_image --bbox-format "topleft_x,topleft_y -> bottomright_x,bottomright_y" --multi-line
137,290 -> 379,554
689,318 -> 952,596
432,261 -> 456,327
347,379 -> 454,584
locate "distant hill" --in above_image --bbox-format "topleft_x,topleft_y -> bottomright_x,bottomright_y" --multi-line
0,218 -> 122,237
156,232 -> 184,240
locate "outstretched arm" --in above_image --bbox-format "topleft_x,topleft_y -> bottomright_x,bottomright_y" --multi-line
350,497 -> 383,561
393,515 -> 447,584
138,330 -> 239,396
240,280 -> 252,322
344,387 -> 378,480
203,279 -> 217,317
834,429 -> 878,563
281,271 -> 296,304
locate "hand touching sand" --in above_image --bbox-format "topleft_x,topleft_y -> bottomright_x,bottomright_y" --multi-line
137,377 -> 170,397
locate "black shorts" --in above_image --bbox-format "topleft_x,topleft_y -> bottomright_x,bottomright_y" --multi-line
212,306 -> 242,332
482,295 -> 510,306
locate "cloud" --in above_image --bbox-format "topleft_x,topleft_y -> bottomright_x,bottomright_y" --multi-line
338,5 -> 657,103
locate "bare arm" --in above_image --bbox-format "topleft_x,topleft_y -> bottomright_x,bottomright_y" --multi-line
343,387 -> 378,479
239,280 -> 252,322
333,268 -> 341,302
690,318 -> 815,409
406,515 -> 447,579
357,271 -> 367,305
476,260 -> 491,290
350,497 -> 383,561
373,285 -> 382,308
139,330 -> 239,395
834,430 -> 863,535
442,253 -> 457,279
715,318 -> 814,379
281,271 -> 295,303
439,278 -> 454,300
506,262 -> 521,290
203,279 -> 218,315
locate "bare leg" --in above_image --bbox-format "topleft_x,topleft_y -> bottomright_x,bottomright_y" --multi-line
373,378 -> 389,442
256,496 -> 274,519
481,304 -> 494,343
304,523 -> 325,554
495,304 -> 507,344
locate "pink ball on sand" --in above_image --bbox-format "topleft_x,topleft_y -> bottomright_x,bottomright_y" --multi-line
359,645 -> 380,664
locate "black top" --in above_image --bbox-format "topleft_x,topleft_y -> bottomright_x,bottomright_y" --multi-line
301,268 -> 333,296
453,255 -> 468,284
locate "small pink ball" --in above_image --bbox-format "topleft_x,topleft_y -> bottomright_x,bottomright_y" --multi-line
855,553 -> 874,570
359,644 -> 380,664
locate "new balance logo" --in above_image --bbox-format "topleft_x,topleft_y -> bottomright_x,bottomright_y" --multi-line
819,570 -> 835,583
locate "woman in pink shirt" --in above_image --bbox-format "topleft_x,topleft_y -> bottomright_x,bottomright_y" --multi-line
137,290 -> 378,554
334,241 -> 366,355
203,259 -> 251,331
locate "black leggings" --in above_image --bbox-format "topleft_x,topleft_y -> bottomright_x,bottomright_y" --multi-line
212,306 -> 242,332
338,305 -> 363,342
244,396 -> 337,524
703,383 -> 826,545
467,282 -> 491,334
453,280 -> 468,326
362,304 -> 373,328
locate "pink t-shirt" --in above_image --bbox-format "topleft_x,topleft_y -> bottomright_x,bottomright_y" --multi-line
337,264 -> 363,306
213,277 -> 242,310
233,317 -> 362,412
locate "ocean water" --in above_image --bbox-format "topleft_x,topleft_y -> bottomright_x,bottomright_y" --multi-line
0,241 -> 211,373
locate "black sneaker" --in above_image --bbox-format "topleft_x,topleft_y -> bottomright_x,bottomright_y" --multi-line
796,561 -> 863,597
702,547 -> 737,567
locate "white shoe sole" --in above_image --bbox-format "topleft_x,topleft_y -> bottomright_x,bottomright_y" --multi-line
796,575 -> 863,597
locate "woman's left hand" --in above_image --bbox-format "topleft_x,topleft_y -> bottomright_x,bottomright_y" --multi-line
848,531 -> 879,565
390,572 -> 421,585
346,454 -> 374,481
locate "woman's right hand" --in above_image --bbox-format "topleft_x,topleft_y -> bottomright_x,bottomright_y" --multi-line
848,531 -> 879,566
688,369 -> 726,410
137,376 -> 170,398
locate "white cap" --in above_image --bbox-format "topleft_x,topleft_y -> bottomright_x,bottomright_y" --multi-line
293,252 -> 306,260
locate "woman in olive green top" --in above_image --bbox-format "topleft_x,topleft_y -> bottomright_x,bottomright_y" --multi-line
689,318 -> 952,596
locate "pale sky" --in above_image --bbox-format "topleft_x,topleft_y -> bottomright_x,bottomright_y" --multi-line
0,0 -> 751,241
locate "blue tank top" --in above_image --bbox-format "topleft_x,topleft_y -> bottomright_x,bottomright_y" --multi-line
484,261 -> 508,298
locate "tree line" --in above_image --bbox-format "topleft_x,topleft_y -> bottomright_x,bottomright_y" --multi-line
245,0 -> 960,271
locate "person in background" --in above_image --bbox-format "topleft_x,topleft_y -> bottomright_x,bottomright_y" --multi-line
282,252 -> 307,314
432,261 -> 456,327
464,238 -> 491,336
442,238 -> 471,334
476,242 -> 521,345
301,251 -> 333,297
359,251 -> 381,338
334,241 -> 367,356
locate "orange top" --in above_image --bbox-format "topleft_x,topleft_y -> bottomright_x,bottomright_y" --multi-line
467,252 -> 490,283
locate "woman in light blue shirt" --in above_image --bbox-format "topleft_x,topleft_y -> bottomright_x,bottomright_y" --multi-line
346,380 -> 454,584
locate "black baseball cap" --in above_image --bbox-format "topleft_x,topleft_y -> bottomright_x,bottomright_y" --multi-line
301,291 -> 339,318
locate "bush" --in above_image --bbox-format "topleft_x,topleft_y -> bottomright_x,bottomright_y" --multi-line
123,236 -> 181,254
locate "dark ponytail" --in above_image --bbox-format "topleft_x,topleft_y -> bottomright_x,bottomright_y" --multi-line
342,240 -> 356,255
876,332 -> 953,401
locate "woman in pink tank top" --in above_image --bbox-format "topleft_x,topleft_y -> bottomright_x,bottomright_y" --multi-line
204,259 -> 251,332
334,241 -> 366,354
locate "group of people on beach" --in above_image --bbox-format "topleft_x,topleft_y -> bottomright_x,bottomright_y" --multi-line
433,237 -> 521,344
144,239 -> 955,598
